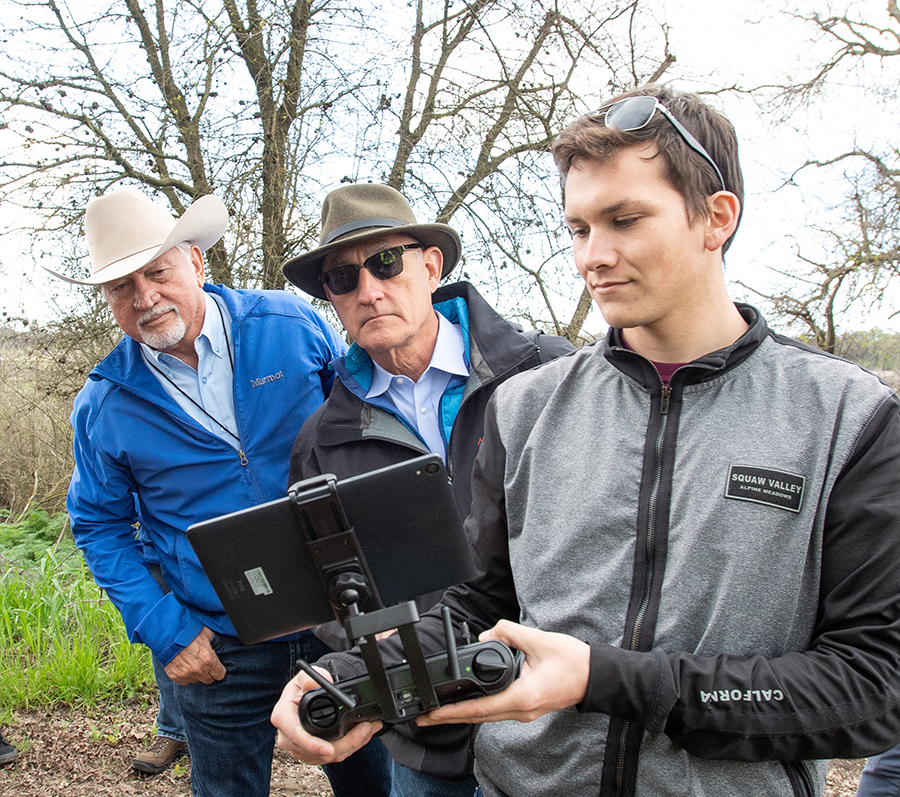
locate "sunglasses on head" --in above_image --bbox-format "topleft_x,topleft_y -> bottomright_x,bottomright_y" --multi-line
319,243 -> 423,295
601,96 -> 727,192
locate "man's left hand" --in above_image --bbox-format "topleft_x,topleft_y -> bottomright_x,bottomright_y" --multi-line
417,619 -> 590,726
164,626 -> 226,685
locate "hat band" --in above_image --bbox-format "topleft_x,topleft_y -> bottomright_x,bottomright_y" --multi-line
321,217 -> 406,246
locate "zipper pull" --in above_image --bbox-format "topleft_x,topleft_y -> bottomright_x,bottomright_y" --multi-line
239,449 -> 249,466
660,384 -> 671,415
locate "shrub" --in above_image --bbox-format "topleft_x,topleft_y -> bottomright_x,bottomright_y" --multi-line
0,301 -> 119,515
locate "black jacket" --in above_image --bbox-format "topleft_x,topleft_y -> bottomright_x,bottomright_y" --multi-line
289,280 -> 574,779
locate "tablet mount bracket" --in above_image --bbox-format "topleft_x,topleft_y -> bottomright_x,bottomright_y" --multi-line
288,475 -> 437,720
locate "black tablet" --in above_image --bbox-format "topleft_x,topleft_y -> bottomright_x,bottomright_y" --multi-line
187,455 -> 476,644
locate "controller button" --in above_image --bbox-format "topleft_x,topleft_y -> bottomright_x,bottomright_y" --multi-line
471,649 -> 507,683
307,695 -> 339,729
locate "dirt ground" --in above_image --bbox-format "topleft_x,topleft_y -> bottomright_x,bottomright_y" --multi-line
0,699 -> 330,797
0,699 -> 868,796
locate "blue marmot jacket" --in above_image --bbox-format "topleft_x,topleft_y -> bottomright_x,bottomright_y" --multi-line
68,284 -> 345,665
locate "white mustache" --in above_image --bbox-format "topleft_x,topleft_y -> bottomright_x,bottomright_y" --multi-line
137,305 -> 177,328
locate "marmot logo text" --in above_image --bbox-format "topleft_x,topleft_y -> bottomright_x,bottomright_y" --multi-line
250,371 -> 284,388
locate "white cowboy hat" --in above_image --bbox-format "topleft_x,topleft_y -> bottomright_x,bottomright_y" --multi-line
44,187 -> 229,285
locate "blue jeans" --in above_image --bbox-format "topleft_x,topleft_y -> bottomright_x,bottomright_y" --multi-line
151,651 -> 187,742
857,743 -> 900,797
147,561 -> 187,743
173,631 -> 391,797
325,736 -> 392,797
391,761 -> 477,797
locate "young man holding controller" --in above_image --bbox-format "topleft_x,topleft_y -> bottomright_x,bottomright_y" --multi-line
273,85 -> 900,797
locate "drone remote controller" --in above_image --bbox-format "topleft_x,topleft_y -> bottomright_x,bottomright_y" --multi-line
299,638 -> 516,740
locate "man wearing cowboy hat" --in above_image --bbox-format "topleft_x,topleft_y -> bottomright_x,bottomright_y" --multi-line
52,186 -> 372,797
278,183 -> 573,795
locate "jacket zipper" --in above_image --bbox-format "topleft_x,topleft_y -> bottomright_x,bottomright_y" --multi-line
608,354 -> 718,795
615,368 -> 671,793
228,307 -> 249,468
444,350 -> 539,484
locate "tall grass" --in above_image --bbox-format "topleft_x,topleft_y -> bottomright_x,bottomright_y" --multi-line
0,508 -> 154,718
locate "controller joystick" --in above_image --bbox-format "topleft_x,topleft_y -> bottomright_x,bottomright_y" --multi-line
304,695 -> 340,730
471,648 -> 508,683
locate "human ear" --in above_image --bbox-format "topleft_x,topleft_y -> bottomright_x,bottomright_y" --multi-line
423,246 -> 444,292
190,245 -> 205,285
704,192 -> 740,252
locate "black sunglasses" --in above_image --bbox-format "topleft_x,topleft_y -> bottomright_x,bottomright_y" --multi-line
319,243 -> 423,295
602,96 -> 727,192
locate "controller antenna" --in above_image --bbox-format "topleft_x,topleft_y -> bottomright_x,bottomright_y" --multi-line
441,606 -> 461,681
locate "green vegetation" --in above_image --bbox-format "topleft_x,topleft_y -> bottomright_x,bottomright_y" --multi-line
0,327 -> 154,720
0,507 -> 153,719
838,329 -> 900,374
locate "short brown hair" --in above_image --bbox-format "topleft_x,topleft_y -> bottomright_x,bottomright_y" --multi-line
552,84 -> 744,253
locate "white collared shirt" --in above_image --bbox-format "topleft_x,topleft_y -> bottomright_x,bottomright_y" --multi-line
140,292 -> 240,449
367,312 -> 468,462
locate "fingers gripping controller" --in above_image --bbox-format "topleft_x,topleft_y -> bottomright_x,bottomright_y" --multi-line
298,637 -> 517,740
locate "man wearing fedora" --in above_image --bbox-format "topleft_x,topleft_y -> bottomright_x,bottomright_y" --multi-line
279,183 -> 573,796
49,187 -> 373,797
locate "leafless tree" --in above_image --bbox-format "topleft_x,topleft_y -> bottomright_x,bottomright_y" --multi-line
0,0 -> 369,289
0,0 -> 676,341
750,1 -> 900,344
782,0 -> 900,100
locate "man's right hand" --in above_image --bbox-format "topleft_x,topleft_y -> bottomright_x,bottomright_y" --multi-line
164,626 -> 227,685
272,666 -> 382,765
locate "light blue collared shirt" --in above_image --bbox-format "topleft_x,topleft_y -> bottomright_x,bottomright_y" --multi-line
140,292 -> 240,449
367,312 -> 468,461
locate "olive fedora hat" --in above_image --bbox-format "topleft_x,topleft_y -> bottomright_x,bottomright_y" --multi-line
44,187 -> 228,285
282,183 -> 461,300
